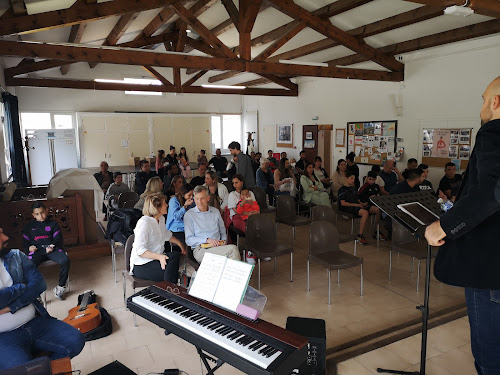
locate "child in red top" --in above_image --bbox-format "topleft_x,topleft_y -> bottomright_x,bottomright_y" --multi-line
232,189 -> 260,232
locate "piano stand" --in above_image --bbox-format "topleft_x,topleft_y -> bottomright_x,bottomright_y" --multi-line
196,347 -> 225,375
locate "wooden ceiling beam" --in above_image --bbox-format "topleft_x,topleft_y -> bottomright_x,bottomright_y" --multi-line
266,5 -> 444,62
61,23 -> 87,75
221,0 -> 240,32
268,0 -> 403,72
118,32 -> 177,49
132,8 -> 176,42
185,37 -> 225,57
169,2 -> 237,58
259,74 -> 297,90
0,0 -> 177,36
0,40 -> 403,82
183,70 -> 208,86
142,65 -> 174,86
4,76 -> 298,96
327,18 -> 500,67
238,0 -> 263,60
6,59 -> 71,76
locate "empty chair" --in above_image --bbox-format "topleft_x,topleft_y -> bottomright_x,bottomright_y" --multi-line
122,235 -> 157,326
311,205 -> 358,255
308,221 -> 363,305
251,186 -> 276,214
122,199 -> 139,209
246,214 -> 293,290
275,195 -> 311,247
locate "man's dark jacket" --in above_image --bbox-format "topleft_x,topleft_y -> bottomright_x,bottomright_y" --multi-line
434,119 -> 500,289
135,171 -> 158,195
93,171 -> 113,188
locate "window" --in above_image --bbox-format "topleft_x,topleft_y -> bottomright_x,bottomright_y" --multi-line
211,114 -> 242,154
20,112 -> 75,136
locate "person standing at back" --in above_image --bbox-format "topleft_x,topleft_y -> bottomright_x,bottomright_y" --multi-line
228,141 -> 255,188
345,152 -> 360,189
425,76 -> 500,375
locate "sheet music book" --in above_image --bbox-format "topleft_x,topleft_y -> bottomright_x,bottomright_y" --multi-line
188,253 -> 254,312
397,202 -> 440,226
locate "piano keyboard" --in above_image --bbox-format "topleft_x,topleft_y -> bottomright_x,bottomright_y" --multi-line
128,284 -> 307,375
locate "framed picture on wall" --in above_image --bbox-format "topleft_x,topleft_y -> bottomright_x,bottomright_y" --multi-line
277,124 -> 294,148
305,131 -> 313,140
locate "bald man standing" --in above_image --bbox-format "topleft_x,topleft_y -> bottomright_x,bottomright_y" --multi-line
425,76 -> 500,375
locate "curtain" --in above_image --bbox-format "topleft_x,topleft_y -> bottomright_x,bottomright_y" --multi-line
1,92 -> 27,184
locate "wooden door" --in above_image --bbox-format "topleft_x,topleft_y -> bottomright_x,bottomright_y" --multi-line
302,125 -> 318,164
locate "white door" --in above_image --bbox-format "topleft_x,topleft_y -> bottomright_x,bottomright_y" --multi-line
28,137 -> 52,185
53,138 -> 78,172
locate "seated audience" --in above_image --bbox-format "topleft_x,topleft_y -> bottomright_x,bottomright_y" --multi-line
417,163 -> 434,192
204,170 -> 229,211
280,151 -> 287,160
208,193 -> 222,213
165,145 -> 178,166
379,160 -> 403,194
313,156 -> 332,194
156,149 -> 165,171
197,149 -> 208,166
178,147 -> 191,180
295,150 -> 309,174
289,158 -> 298,176
134,176 -> 164,211
390,168 -> 423,195
300,163 -> 330,206
105,171 -> 131,209
208,148 -> 228,178
338,171 -> 384,245
256,159 -> 275,206
163,164 -> 183,190
346,152 -> 360,189
190,163 -> 208,188
0,228 -> 84,370
232,189 -> 260,233
167,183 -> 195,253
267,150 -> 278,169
165,175 -> 185,202
402,158 -> 418,180
130,193 -> 184,283
135,159 -> 158,196
251,151 -> 260,176
438,162 -> 462,200
94,161 -> 113,192
184,186 -> 240,263
228,174 -> 257,221
274,158 -> 296,197
358,171 -> 382,207
332,159 -> 347,198
22,202 -> 70,300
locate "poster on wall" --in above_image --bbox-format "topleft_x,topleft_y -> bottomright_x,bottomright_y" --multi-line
383,122 -> 396,137
431,129 -> 451,158
348,135 -> 354,147
276,124 -> 293,148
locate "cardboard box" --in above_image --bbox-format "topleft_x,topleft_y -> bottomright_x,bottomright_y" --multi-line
128,157 -> 140,166
146,157 -> 156,166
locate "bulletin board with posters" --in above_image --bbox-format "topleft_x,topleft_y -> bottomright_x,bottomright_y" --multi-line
422,128 -> 472,170
346,121 -> 397,165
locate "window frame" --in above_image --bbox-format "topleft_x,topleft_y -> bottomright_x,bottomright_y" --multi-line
211,113 -> 243,155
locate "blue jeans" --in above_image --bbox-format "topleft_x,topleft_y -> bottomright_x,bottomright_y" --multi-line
0,315 -> 85,370
465,288 -> 500,375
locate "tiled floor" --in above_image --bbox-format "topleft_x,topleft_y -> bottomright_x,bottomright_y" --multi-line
39,217 -> 473,374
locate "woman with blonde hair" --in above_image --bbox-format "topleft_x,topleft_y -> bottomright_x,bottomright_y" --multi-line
134,176 -> 163,211
130,193 -> 186,283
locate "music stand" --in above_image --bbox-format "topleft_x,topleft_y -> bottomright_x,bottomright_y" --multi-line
370,191 -> 441,375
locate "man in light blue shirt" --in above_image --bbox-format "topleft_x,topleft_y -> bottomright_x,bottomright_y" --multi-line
184,186 -> 241,263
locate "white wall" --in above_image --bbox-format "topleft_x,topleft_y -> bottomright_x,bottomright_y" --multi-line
245,34 -> 500,187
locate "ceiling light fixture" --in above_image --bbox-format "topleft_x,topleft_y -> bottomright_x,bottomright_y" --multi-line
279,59 -> 329,67
201,84 -> 246,89
444,1 -> 474,16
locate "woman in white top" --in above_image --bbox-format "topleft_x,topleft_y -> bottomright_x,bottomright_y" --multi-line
130,193 -> 186,283
204,170 -> 229,211
227,174 -> 256,220
332,159 -> 347,198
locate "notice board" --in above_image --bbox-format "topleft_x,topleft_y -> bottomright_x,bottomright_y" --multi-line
347,121 -> 397,165
422,128 -> 472,170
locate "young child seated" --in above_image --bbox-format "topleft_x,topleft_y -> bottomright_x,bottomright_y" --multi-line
358,171 -> 381,207
338,171 -> 386,245
105,171 -> 131,209
232,189 -> 260,232
22,202 -> 70,299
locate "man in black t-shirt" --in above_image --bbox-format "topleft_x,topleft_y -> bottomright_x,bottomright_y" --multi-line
390,169 -> 422,195
190,163 -> 208,188
208,148 -> 228,178
135,160 -> 157,195
402,158 -> 418,180
295,150 -> 308,174
438,162 -> 462,200
417,163 -> 434,192
358,171 -> 381,207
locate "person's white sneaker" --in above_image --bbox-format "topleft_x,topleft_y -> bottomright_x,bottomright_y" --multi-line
53,285 -> 65,300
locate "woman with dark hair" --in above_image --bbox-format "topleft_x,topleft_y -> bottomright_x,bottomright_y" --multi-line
162,164 -> 184,192
227,174 -> 256,219
204,170 -> 229,211
178,147 -> 191,180
332,159 -> 347,198
165,175 -> 185,202
156,150 -> 165,171
346,152 -> 360,189
197,149 -> 208,166
313,156 -> 332,193
300,163 -> 330,206
130,193 -> 185,283
166,146 -> 178,166
166,183 -> 194,252
274,158 -> 296,197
